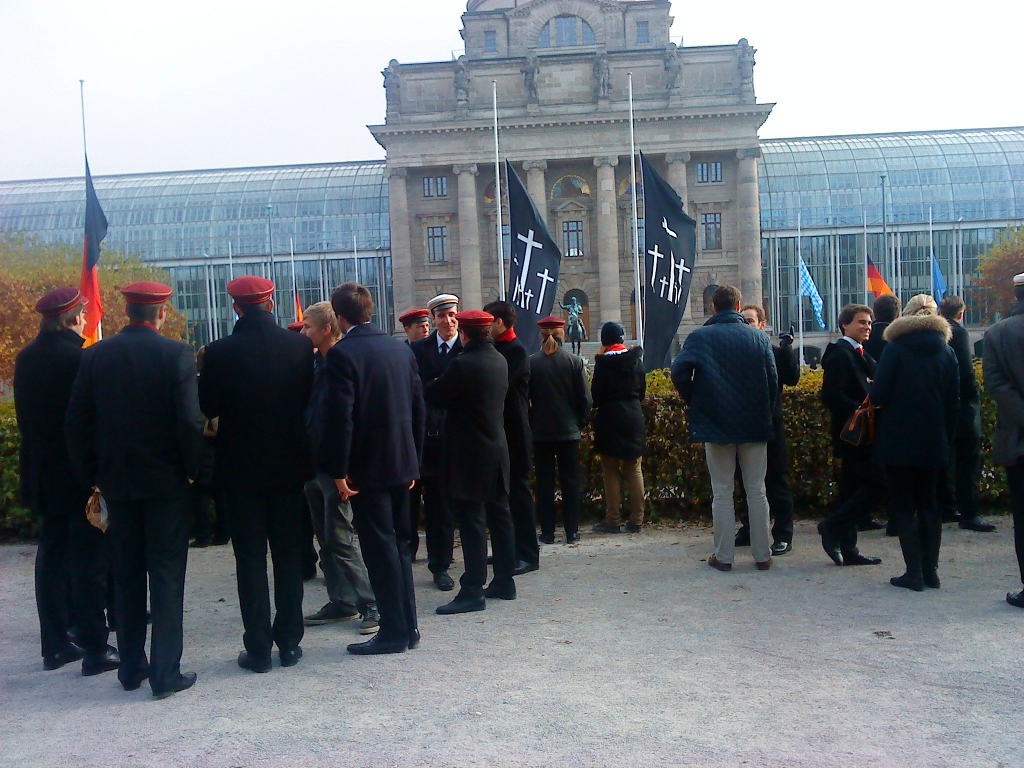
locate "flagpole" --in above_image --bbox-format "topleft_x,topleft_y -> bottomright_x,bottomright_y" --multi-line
228,240 -> 234,279
863,210 -> 869,305
493,81 -> 506,300
627,73 -> 643,347
929,207 -> 934,299
290,238 -> 298,318
797,213 -> 805,367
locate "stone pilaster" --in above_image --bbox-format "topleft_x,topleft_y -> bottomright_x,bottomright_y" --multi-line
736,148 -> 762,306
387,167 -> 414,324
664,152 -> 690,209
522,160 -> 548,224
594,156 -> 621,323
454,163 -> 483,309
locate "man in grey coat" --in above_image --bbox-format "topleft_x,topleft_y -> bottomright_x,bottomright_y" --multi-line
671,285 -> 778,571
983,272 -> 1024,608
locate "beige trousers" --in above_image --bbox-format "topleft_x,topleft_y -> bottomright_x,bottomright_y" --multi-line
704,442 -> 771,565
601,456 -> 645,526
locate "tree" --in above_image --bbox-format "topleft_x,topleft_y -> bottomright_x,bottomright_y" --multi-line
0,232 -> 188,389
974,226 -> 1024,322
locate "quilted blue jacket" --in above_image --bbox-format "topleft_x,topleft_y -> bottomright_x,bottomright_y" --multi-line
670,310 -> 778,444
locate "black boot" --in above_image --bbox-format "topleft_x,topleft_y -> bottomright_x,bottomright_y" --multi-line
920,509 -> 942,590
894,510 -> 924,590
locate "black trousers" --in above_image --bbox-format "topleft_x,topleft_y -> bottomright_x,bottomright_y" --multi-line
35,503 -> 108,659
420,476 -> 456,576
937,408 -> 982,520
737,431 -> 795,544
534,440 -> 582,541
106,484 -> 190,695
1006,458 -> 1024,585
889,466 -> 941,577
820,450 -> 878,556
450,493 -> 516,600
350,485 -> 417,644
222,487 -> 306,658
509,454 -> 539,567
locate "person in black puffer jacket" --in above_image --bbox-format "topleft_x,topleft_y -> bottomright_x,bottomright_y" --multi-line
871,294 -> 960,592
592,322 -> 647,536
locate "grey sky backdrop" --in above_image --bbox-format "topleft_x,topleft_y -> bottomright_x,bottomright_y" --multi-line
1,0 -> 1021,181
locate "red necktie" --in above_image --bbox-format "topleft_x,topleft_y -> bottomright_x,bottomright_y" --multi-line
858,347 -> 865,356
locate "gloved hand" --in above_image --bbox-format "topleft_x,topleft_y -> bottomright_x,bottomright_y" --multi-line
779,325 -> 795,347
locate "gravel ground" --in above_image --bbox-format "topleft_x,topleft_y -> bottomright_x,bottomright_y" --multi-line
1,519 -> 1023,768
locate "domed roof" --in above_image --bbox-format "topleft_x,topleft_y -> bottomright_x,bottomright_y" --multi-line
467,0 -> 645,10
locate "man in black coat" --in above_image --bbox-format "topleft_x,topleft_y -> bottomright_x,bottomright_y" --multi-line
425,309 -> 516,615
199,276 -> 314,673
937,296 -> 996,532
484,300 -> 539,574
316,282 -> 425,654
15,287 -> 116,675
66,282 -> 205,699
735,305 -> 801,555
816,303 -> 883,567
864,293 -> 900,363
409,294 -> 462,590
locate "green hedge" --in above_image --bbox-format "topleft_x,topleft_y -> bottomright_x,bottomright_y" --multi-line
0,363 -> 1010,541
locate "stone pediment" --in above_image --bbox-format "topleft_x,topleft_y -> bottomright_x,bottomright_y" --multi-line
552,198 -> 590,213
505,0 -> 632,17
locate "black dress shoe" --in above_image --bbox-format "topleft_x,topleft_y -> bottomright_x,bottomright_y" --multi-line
858,519 -> 885,532
152,671 -> 197,700
483,582 -> 517,600
82,646 -> 120,676
43,644 -> 84,671
538,533 -> 556,545
770,541 -> 792,556
485,555 -> 494,565
565,531 -> 581,544
890,573 -> 925,592
408,629 -> 421,650
513,560 -> 539,575
120,666 -> 150,692
734,528 -> 751,548
817,523 -> 843,566
436,594 -> 487,614
433,571 -> 455,591
237,651 -> 272,673
842,553 -> 882,566
190,538 -> 211,548
347,636 -> 408,655
279,647 -> 302,667
1006,590 -> 1024,608
959,517 -> 996,533
923,571 -> 941,589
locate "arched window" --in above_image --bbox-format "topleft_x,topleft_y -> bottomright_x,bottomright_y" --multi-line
550,175 -> 591,199
702,284 -> 719,316
561,289 -> 591,338
538,15 -> 596,48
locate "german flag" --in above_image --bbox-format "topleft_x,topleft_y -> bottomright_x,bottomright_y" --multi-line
866,255 -> 893,298
294,292 -> 304,323
80,159 -> 107,346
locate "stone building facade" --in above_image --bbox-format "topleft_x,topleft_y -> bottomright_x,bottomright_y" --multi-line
369,0 -> 772,338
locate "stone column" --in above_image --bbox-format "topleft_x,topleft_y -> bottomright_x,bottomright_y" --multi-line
387,167 -> 414,324
736,148 -> 762,306
664,152 -> 690,209
594,156 -> 621,323
522,160 -> 548,224
454,163 -> 483,309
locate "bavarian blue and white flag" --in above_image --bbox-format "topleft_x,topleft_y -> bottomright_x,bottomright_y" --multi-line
798,257 -> 827,329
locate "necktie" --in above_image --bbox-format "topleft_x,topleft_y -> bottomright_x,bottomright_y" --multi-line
858,347 -> 864,356
439,343 -> 448,358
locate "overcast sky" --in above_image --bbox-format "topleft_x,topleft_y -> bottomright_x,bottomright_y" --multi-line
1,0 -> 1021,181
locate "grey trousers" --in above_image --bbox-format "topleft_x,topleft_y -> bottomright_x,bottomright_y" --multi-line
705,443 -> 771,565
304,474 -> 375,613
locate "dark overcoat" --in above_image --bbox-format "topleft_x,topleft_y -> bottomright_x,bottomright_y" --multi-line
198,310 -> 314,492
528,346 -> 591,442
424,338 -> 509,501
493,334 -> 532,472
410,330 -> 462,477
819,338 -> 876,460
983,300 -> 1024,466
870,314 -> 960,467
948,319 -> 981,430
592,346 -> 647,459
14,328 -> 89,514
315,323 -> 425,489
65,325 -> 205,501
863,320 -> 890,363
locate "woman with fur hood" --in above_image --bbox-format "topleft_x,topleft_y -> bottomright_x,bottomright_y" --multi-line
870,293 -> 960,592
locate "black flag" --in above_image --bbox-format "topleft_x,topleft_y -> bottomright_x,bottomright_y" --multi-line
641,152 -> 697,372
506,159 -> 562,354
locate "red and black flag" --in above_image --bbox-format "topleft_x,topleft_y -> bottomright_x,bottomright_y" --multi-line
80,158 -> 107,345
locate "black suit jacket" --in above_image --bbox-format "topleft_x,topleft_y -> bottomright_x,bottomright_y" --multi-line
14,329 -> 89,513
819,339 -> 876,459
425,339 -> 509,502
863,321 -> 889,363
199,310 -> 315,492
316,323 -> 424,489
65,325 -> 205,501
771,342 -> 801,427
410,330 -> 462,477
493,334 -> 532,472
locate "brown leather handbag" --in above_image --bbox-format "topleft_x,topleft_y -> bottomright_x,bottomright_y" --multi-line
840,396 -> 878,447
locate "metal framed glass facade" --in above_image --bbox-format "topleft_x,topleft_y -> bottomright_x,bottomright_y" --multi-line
759,128 -> 1024,331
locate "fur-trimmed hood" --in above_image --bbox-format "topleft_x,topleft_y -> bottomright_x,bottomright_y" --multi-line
883,313 -> 952,343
